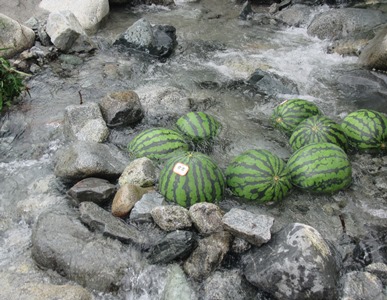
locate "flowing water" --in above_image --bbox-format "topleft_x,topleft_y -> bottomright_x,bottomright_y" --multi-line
0,1 -> 386,299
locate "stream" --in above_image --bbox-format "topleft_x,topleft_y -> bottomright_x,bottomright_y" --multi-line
0,1 -> 386,299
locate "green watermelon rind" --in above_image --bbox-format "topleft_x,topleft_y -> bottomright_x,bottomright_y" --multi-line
176,111 -> 221,142
158,152 -> 225,207
287,142 -> 352,194
127,128 -> 189,161
225,149 -> 292,203
271,98 -> 322,135
341,109 -> 387,152
289,115 -> 349,152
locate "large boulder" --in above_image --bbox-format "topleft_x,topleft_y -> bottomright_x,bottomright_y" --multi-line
0,13 -> 35,59
243,223 -> 341,299
40,0 -> 109,34
31,205 -> 139,292
274,5 -> 316,28
307,8 -> 387,40
54,141 -> 130,182
359,25 -> 387,71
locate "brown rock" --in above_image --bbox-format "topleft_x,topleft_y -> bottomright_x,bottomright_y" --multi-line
189,203 -> 224,236
111,184 -> 153,218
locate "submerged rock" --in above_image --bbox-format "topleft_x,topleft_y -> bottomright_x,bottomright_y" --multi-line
243,223 -> 341,299
161,264 -> 197,300
0,13 -> 35,59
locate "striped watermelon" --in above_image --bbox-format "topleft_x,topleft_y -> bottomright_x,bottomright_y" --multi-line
127,128 -> 189,161
287,142 -> 352,193
176,112 -> 221,142
289,115 -> 348,152
225,149 -> 292,203
158,152 -> 225,207
341,109 -> 387,152
271,99 -> 321,136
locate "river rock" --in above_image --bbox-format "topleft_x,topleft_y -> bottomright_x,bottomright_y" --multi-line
0,272 -> 93,300
183,231 -> 232,281
307,8 -> 387,40
230,236 -> 252,254
114,18 -> 177,58
40,0 -> 109,34
359,25 -> 387,71
151,205 -> 192,231
64,102 -> 109,143
118,157 -> 157,187
222,208 -> 274,247
130,192 -> 166,222
99,90 -> 144,127
31,206 -> 137,292
365,263 -> 387,285
161,264 -> 197,300
135,85 -> 191,125
54,140 -> 130,182
79,201 -> 147,245
202,270 -> 258,300
0,13 -> 36,59
274,4 -> 315,27
189,203 -> 224,236
67,177 -> 117,205
340,271 -> 384,300
46,11 -> 94,53
242,223 -> 341,299
146,230 -> 197,264
111,184 -> 153,218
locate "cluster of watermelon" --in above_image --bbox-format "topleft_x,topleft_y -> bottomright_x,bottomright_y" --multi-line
127,101 -> 387,208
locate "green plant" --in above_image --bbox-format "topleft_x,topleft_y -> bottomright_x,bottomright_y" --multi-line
0,49 -> 29,112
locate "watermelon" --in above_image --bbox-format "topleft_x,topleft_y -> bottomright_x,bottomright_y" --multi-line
176,112 -> 221,142
158,152 -> 225,207
128,128 -> 189,161
271,99 -> 321,135
287,142 -> 352,193
289,115 -> 348,152
225,149 -> 292,203
341,109 -> 387,152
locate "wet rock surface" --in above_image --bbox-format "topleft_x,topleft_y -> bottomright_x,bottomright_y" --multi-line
189,203 -> 224,236
130,192 -> 167,222
118,157 -> 157,187
243,223 -> 341,299
340,271 -> 385,300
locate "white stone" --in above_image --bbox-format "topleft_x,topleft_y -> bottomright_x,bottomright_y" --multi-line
0,13 -> 35,58
40,0 -> 109,33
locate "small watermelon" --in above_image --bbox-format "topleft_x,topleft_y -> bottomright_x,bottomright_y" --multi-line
287,142 -> 352,193
176,112 -> 221,142
341,109 -> 387,152
158,152 -> 225,207
225,149 -> 292,203
271,99 -> 321,136
289,115 -> 348,152
128,128 -> 189,161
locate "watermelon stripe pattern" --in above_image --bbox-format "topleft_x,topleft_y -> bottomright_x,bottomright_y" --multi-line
159,152 -> 225,207
271,99 -> 321,136
289,115 -> 348,152
128,128 -> 189,161
287,143 -> 352,193
176,112 -> 221,142
226,149 -> 292,202
341,109 -> 387,152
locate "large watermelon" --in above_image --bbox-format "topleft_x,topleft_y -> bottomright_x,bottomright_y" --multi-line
341,109 -> 387,152
158,152 -> 225,207
128,128 -> 189,161
225,149 -> 292,203
289,115 -> 348,152
287,142 -> 352,193
176,112 -> 221,142
271,99 -> 321,136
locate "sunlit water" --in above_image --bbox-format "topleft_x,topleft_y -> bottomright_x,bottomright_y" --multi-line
0,1 -> 384,299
